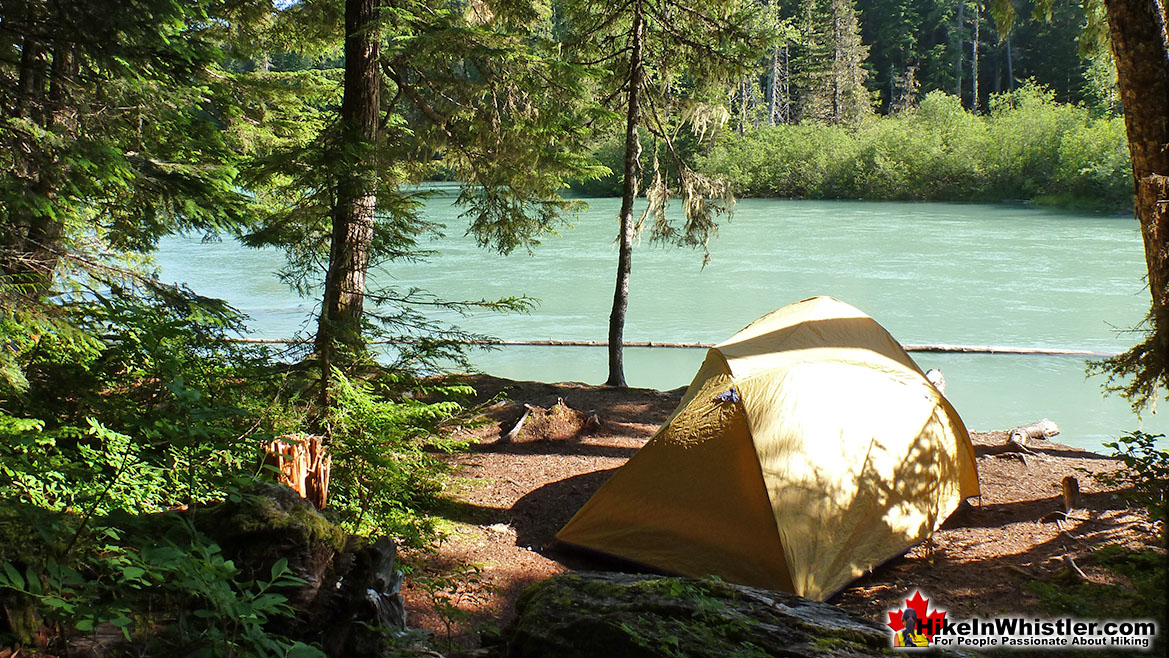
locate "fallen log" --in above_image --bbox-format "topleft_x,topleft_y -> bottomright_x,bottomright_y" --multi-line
976,418 -> 1061,463
976,436 -> 1037,458
1009,418 -> 1060,445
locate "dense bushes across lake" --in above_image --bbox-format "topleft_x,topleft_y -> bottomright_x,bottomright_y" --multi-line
578,85 -> 1131,211
699,86 -> 1132,210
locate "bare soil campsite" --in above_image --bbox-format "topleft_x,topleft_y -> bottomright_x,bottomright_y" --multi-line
401,374 -> 1163,654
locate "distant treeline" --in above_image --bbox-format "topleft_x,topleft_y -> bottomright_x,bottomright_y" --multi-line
576,85 -> 1131,210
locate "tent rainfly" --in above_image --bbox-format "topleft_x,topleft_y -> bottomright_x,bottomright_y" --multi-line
556,296 -> 981,601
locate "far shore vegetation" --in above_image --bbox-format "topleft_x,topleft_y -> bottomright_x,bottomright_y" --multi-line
577,84 -> 1132,212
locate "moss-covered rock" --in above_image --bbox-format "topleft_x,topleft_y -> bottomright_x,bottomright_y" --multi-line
503,571 -> 951,657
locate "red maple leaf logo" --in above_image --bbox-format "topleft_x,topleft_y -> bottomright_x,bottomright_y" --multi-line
886,590 -> 947,641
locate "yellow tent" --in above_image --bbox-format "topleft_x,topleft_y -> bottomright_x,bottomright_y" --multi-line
556,296 -> 980,601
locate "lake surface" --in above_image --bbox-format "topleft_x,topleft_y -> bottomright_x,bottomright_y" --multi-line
156,196 -> 1168,451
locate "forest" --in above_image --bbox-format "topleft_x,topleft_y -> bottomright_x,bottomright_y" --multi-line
0,0 -> 1166,655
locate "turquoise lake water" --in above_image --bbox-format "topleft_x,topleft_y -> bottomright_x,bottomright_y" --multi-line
155,196 -> 1168,450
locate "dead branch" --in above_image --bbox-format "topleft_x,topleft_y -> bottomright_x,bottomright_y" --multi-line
1062,553 -> 1089,581
502,404 -> 534,442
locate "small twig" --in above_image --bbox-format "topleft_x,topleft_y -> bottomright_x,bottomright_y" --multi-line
1063,553 -> 1089,581
1038,510 -> 1069,524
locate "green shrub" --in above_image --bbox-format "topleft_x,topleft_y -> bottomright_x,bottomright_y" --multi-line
0,503 -> 323,657
1096,430 -> 1168,526
697,85 -> 1132,210
324,369 -> 471,543
0,281 -> 475,652
1054,116 -> 1132,206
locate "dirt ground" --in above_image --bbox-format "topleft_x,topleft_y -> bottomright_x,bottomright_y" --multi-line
401,374 -> 1162,654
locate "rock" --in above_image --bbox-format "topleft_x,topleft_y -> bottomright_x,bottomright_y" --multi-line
501,571 -> 911,657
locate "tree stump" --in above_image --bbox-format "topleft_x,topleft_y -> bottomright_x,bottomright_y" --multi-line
265,434 -> 331,509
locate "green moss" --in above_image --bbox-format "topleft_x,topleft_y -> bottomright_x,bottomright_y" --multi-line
514,574 -> 896,657
195,487 -> 350,553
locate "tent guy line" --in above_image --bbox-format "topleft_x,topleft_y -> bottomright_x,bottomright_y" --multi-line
226,337 -> 1117,357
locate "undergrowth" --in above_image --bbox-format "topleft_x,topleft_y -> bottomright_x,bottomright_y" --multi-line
0,284 -> 474,655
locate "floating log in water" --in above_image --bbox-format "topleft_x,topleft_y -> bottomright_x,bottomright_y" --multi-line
227,337 -> 1117,357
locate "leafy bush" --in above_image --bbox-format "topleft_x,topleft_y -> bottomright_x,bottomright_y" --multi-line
1,275 -> 489,652
697,84 -> 1131,209
2,284 -> 287,510
0,502 -> 323,657
1095,430 -> 1169,526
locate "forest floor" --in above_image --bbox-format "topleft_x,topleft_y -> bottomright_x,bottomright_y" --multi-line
401,374 -> 1162,655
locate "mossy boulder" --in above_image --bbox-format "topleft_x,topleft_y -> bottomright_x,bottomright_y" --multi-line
502,571 -> 948,657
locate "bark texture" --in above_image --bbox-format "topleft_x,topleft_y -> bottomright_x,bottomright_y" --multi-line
606,8 -> 645,388
1106,0 -> 1169,313
1101,0 -> 1169,401
318,0 -> 382,371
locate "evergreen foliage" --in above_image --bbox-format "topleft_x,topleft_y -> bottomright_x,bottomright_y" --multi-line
555,0 -> 774,386
0,0 -> 264,297
0,282 -> 471,652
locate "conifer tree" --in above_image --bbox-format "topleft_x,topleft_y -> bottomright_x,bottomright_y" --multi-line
243,0 -> 601,401
556,0 -> 771,387
0,0 -> 262,300
794,0 -> 871,123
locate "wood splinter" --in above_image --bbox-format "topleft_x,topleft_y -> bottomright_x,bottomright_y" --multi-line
1061,475 -> 1080,512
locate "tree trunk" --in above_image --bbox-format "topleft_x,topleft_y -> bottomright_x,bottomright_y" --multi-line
739,77 -> 749,134
1108,0 -> 1169,310
768,45 -> 779,126
606,8 -> 645,388
2,17 -> 59,298
1006,35 -> 1014,91
831,2 -> 842,123
888,62 -> 895,112
1102,0 -> 1169,403
971,3 -> 980,113
318,0 -> 381,400
777,43 -> 791,124
954,0 -> 965,104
